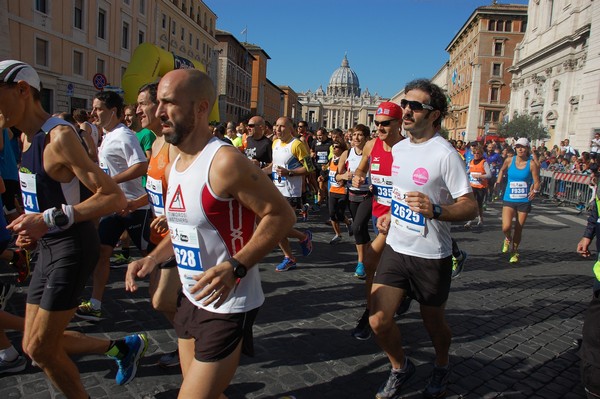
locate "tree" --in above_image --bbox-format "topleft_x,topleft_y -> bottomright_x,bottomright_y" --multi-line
497,113 -> 550,141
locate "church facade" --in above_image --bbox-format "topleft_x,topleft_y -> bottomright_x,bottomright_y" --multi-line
298,55 -> 383,131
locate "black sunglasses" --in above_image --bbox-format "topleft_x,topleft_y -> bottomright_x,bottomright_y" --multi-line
400,99 -> 435,111
298,125 -> 306,128
374,120 -> 395,127
247,124 -> 256,128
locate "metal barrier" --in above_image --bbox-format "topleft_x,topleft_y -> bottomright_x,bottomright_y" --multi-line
540,169 -> 595,208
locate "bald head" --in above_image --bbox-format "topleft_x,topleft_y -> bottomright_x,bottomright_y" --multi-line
161,69 -> 216,113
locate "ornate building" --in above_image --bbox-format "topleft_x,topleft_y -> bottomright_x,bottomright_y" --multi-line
508,0 -> 600,151
298,55 -> 383,131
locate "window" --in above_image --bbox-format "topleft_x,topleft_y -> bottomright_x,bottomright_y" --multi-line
505,21 -> 512,32
492,63 -> 501,76
521,20 -> 527,32
74,0 -> 83,29
553,81 -> 560,102
494,41 -> 503,56
182,0 -> 186,12
484,110 -> 501,123
97,58 -> 105,74
490,87 -> 500,103
171,20 -> 176,35
196,37 -> 199,50
139,0 -> 146,15
138,30 -> 145,44
36,37 -> 49,67
181,27 -> 184,41
497,20 -> 504,32
98,8 -> 106,39
73,50 -> 83,75
189,32 -> 192,46
488,19 -> 495,31
162,14 -> 166,29
122,21 -> 130,49
35,0 -> 48,13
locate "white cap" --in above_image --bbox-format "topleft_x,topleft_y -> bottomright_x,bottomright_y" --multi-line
0,60 -> 41,91
515,137 -> 530,147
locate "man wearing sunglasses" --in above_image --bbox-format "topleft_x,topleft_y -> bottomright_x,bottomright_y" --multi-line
349,101 -> 404,341
245,116 -> 273,174
370,80 -> 476,399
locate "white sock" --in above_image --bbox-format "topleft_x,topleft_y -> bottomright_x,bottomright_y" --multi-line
0,345 -> 19,361
90,298 -> 102,310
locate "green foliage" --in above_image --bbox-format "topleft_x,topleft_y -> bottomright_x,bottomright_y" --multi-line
498,113 -> 549,141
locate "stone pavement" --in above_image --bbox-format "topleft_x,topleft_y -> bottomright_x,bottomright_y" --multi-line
0,200 -> 594,398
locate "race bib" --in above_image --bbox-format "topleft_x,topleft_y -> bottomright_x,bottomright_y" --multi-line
170,223 -> 203,293
372,173 -> 393,206
328,170 -> 337,184
390,187 -> 426,236
18,172 -> 40,213
317,151 -> 328,164
146,176 -> 165,216
98,158 -> 110,175
508,181 -> 529,200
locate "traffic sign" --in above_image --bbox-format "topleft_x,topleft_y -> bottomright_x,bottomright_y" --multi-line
461,131 -> 466,137
66,83 -> 74,96
92,73 -> 107,90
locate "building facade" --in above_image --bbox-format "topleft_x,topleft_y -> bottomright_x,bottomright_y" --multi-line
279,85 -> 300,122
1,0 -> 217,113
508,0 -> 600,151
215,30 -> 253,123
298,55 -> 383,131
445,3 -> 527,142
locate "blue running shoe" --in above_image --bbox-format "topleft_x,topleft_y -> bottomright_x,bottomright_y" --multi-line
114,333 -> 148,385
275,257 -> 297,272
354,262 -> 366,279
299,230 -> 313,256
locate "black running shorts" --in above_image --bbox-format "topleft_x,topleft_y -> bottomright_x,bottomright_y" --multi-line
174,294 -> 260,362
374,244 -> 452,307
27,221 -> 99,311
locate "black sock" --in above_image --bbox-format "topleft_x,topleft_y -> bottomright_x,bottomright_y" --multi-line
105,339 -> 129,359
121,247 -> 130,258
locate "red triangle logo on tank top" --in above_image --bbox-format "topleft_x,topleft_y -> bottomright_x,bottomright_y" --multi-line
168,184 -> 186,212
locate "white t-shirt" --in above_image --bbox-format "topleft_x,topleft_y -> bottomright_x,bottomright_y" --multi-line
98,123 -> 149,205
387,134 -> 472,259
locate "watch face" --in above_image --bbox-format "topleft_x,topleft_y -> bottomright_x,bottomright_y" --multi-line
53,210 -> 69,227
234,265 -> 247,278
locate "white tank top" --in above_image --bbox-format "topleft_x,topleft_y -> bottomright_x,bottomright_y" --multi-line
346,147 -> 370,192
165,137 -> 264,313
84,121 -> 99,147
272,138 -> 304,198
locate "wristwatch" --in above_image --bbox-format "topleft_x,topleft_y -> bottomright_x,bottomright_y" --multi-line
52,207 -> 70,228
228,257 -> 247,278
432,204 -> 443,220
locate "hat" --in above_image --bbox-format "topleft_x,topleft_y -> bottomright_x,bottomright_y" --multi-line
0,60 -> 41,91
515,137 -> 530,147
376,101 -> 403,120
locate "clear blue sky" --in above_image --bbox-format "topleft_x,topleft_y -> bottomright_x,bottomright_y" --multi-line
204,0 -> 529,98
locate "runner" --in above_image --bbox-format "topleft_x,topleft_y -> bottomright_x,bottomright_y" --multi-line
1,60 -> 147,397
465,145 -> 491,228
369,79 -> 477,399
327,140 -> 350,244
350,101 -> 404,340
494,137 -> 541,263
336,124 -> 372,278
125,68 -> 295,398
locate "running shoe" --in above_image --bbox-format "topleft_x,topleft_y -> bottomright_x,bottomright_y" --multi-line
354,262 -> 366,279
451,250 -> 468,279
346,218 -> 353,236
351,309 -> 371,340
502,239 -> 510,253
311,203 -> 321,212
423,365 -> 451,399
10,249 -> 30,283
376,359 -> 416,399
275,257 -> 297,272
0,355 -> 27,374
0,281 -> 16,311
299,230 -> 313,256
113,333 -> 148,385
110,253 -> 133,269
509,252 -> 520,264
75,300 -> 102,321
158,349 -> 180,368
395,296 -> 413,316
329,235 -> 342,245
464,220 -> 472,229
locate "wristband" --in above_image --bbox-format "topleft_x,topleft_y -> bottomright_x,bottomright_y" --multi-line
61,204 -> 75,229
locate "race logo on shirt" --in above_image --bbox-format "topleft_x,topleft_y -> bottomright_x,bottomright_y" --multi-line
168,185 -> 186,212
412,168 -> 429,186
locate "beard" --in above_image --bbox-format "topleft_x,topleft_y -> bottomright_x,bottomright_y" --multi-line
163,116 -> 194,146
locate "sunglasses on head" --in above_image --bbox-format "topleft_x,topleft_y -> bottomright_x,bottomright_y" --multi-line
400,99 -> 435,111
374,120 -> 395,127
